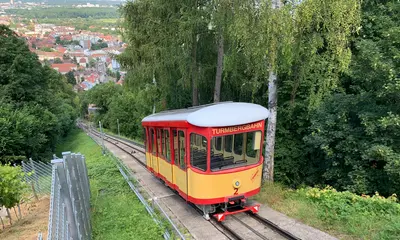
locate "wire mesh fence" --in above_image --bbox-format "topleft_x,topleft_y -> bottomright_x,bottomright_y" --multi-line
21,158 -> 53,197
32,152 -> 92,240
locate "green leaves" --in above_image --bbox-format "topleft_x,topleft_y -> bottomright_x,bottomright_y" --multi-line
0,165 -> 27,209
0,26 -> 78,163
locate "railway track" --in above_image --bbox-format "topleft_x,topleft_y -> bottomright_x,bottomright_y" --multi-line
81,123 -> 301,240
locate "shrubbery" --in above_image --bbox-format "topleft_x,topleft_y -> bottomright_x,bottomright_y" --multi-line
299,187 -> 400,217
0,25 -> 78,163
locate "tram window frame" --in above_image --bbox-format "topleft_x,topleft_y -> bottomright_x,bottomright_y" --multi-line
246,131 -> 262,160
178,130 -> 186,170
164,130 -> 171,162
150,128 -> 156,155
144,128 -> 149,152
190,133 -> 207,172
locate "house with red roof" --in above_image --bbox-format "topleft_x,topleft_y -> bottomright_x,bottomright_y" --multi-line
51,63 -> 78,74
35,50 -> 64,61
79,57 -> 87,67
56,46 -> 67,54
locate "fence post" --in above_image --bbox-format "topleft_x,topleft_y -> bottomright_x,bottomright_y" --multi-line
117,118 -> 120,136
31,182 -> 39,201
99,121 -> 105,155
52,153 -> 79,240
29,158 -> 41,193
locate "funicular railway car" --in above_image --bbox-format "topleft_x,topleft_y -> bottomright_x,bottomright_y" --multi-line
142,102 -> 269,221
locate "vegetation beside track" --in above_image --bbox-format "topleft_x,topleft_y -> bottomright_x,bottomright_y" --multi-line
56,128 -> 163,240
257,183 -> 400,240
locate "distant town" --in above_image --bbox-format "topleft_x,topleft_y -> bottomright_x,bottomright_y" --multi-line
0,0 -> 124,91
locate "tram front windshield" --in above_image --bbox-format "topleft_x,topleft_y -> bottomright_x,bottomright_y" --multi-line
210,131 -> 262,171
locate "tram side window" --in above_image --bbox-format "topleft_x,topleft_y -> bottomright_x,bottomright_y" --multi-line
164,130 -> 171,162
234,133 -> 243,155
157,129 -> 163,157
173,130 -> 179,165
179,131 -> 186,169
224,135 -> 233,152
215,137 -> 222,151
150,129 -> 156,154
190,133 -> 207,171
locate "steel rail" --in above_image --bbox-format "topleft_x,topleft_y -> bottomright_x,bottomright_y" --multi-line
101,133 -> 146,154
90,130 -> 147,168
248,213 -> 301,240
231,215 -> 270,240
210,216 -> 245,240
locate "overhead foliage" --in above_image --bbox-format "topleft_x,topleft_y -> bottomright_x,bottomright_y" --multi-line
83,0 -> 400,196
0,25 -> 78,164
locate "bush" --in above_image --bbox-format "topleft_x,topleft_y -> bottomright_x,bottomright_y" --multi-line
0,165 -> 27,209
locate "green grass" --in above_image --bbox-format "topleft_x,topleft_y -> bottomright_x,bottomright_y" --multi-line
56,128 -> 163,240
256,183 -> 400,240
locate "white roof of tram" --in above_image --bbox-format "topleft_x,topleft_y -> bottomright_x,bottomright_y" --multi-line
142,102 -> 270,127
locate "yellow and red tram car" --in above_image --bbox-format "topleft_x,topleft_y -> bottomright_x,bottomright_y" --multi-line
142,102 -> 269,221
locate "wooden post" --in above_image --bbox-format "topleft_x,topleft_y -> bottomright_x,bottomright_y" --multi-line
17,203 -> 22,219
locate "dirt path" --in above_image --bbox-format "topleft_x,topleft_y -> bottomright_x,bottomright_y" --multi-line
0,197 -> 49,240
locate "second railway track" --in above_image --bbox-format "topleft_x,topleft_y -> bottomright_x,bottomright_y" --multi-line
82,124 -> 301,240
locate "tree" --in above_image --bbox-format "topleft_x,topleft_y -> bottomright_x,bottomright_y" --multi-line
39,47 -> 54,52
55,36 -> 61,44
116,71 -> 121,81
89,58 -> 96,68
231,0 -> 360,181
31,43 -> 36,49
54,58 -> 63,63
90,41 -> 108,50
303,0 -> 400,195
0,25 -> 77,163
66,71 -> 76,85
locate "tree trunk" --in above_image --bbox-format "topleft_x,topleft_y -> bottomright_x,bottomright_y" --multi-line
262,0 -> 282,183
13,207 -> 18,220
214,32 -> 224,103
6,208 -> 11,225
263,71 -> 278,182
191,33 -> 199,106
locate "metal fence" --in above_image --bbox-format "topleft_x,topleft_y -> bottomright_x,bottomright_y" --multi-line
43,152 -> 92,240
22,158 -> 53,197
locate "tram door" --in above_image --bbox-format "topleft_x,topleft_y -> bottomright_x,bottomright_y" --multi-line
172,128 -> 188,199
